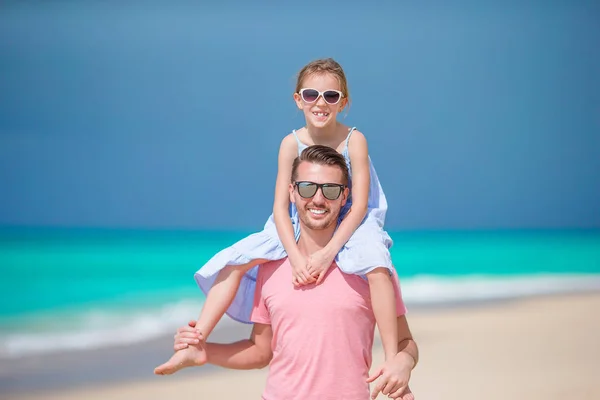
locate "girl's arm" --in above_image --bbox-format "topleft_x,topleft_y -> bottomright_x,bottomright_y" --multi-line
272,134 -> 314,285
367,268 -> 399,361
307,130 -> 370,280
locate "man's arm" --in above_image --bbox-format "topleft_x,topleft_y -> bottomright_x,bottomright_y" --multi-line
396,315 -> 419,369
367,315 -> 419,399
205,323 -> 273,370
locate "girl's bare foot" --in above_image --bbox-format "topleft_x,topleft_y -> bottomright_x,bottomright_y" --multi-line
154,344 -> 207,375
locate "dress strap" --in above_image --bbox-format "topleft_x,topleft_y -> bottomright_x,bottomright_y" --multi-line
292,129 -> 303,149
344,127 -> 357,150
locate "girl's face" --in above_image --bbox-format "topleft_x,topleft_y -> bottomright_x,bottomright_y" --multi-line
294,73 -> 347,130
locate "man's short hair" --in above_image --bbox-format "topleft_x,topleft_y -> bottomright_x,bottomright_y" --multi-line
291,145 -> 349,185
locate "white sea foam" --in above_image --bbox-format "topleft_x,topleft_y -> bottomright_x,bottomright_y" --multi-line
400,273 -> 600,304
0,300 -> 214,359
1,273 -> 599,359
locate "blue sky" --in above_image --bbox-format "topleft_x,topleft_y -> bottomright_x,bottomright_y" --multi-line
1,1 -> 598,230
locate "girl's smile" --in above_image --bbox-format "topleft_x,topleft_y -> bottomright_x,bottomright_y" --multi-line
294,73 -> 347,132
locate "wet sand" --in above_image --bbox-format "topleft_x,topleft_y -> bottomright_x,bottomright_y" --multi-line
5,293 -> 600,400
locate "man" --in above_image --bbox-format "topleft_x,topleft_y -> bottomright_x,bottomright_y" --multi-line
168,145 -> 418,399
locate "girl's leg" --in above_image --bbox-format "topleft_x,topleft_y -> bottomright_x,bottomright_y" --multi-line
195,259 -> 267,338
366,267 -> 398,361
154,259 -> 266,375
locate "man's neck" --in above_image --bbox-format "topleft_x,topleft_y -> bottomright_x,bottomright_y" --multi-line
296,225 -> 336,256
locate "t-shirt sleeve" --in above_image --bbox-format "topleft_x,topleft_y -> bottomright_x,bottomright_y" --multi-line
391,268 -> 408,316
250,265 -> 271,324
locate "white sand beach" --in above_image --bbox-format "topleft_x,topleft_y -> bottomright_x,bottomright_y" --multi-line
8,293 -> 600,400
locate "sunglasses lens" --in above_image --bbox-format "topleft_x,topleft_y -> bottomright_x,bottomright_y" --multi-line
323,91 -> 341,104
322,185 -> 342,200
297,182 -> 317,198
301,89 -> 319,103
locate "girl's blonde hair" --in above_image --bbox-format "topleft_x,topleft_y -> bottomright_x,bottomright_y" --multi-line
295,58 -> 350,106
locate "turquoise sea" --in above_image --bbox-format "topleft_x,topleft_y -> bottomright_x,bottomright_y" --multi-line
1,227 -> 600,359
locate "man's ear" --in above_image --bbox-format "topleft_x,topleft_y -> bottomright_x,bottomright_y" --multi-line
289,183 -> 296,204
341,187 -> 349,207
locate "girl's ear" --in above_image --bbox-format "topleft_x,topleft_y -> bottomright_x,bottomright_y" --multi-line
293,93 -> 303,110
341,98 -> 350,118
339,98 -> 348,112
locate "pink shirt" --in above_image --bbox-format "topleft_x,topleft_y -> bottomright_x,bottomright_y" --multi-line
251,259 -> 406,400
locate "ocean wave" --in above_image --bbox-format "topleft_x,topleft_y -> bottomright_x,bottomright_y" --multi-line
0,300 -> 212,359
400,273 -> 600,304
1,273 -> 599,359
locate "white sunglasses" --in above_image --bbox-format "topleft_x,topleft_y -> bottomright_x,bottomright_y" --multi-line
298,88 -> 344,105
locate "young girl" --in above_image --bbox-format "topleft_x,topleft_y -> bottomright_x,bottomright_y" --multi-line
155,58 -> 400,375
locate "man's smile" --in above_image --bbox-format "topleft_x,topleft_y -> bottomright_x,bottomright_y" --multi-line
308,208 -> 327,216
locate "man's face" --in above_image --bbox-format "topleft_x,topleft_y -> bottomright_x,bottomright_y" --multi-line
289,161 -> 349,231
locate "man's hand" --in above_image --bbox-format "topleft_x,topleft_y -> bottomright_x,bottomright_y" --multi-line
366,352 -> 414,399
390,386 -> 414,400
306,247 -> 335,284
173,320 -> 203,351
154,320 -> 207,375
290,254 -> 315,286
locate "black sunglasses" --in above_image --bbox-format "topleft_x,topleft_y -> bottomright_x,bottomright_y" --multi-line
294,181 -> 346,200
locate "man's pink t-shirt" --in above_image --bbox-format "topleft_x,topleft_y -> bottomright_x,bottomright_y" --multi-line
251,259 -> 406,400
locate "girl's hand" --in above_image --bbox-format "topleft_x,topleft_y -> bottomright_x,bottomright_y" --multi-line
290,254 -> 315,286
366,354 -> 414,399
306,248 -> 335,284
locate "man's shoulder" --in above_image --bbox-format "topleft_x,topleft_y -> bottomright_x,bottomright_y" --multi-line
255,258 -> 289,287
261,258 -> 289,270
257,258 -> 290,278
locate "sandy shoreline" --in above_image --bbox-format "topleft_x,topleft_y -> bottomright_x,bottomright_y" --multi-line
5,292 -> 600,400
